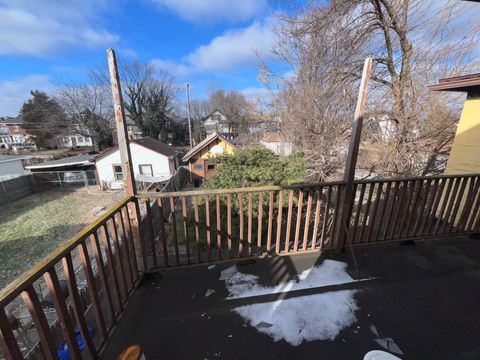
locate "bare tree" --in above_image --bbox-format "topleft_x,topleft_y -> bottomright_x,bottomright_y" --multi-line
209,90 -> 248,138
264,0 -> 480,179
189,99 -> 209,143
56,80 -> 114,151
91,60 -> 179,140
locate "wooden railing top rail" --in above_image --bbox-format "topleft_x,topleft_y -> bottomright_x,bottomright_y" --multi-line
0,195 -> 134,308
136,173 -> 480,199
136,181 -> 346,198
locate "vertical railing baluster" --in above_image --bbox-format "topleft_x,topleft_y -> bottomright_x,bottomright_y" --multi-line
412,179 -> 432,237
330,184 -> 343,244
293,190 -> 304,252
461,177 -> 480,231
205,195 -> 212,260
90,232 -> 115,327
426,178 -> 446,235
434,178 -> 454,234
78,242 -> 109,338
193,196 -> 201,262
109,218 -> 128,299
382,181 -> 399,240
238,193 -> 244,257
374,182 -> 390,242
44,268 -> 82,359
284,190 -> 294,253
388,181 -> 407,239
359,183 -> 375,243
320,186 -> 332,248
157,199 -> 169,267
350,183 -> 366,244
118,209 -> 135,288
0,307 -> 23,360
419,179 -> 439,236
275,191 -> 284,254
366,182 -> 383,243
181,196 -> 191,263
311,188 -> 323,250
267,191 -> 274,253
227,193 -> 233,258
257,192 -> 264,256
21,285 -> 57,359
248,193 -> 253,256
440,177 -> 461,234
122,206 -> 138,280
216,194 -> 222,260
62,253 -> 97,358
401,180 -> 422,239
100,225 -> 123,312
170,197 -> 180,265
145,200 -> 158,268
448,176 -> 468,232
303,191 -> 313,250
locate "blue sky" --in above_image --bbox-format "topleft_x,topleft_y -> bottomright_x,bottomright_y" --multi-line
0,0 -> 292,116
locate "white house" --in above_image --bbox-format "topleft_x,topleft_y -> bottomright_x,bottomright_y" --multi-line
260,133 -> 293,156
94,137 -> 180,189
57,124 -> 93,148
0,155 -> 25,179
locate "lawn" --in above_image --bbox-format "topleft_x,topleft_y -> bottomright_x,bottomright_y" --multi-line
0,189 -> 118,289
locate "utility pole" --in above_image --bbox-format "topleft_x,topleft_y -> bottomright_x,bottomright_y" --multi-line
107,48 -> 147,272
186,82 -> 193,149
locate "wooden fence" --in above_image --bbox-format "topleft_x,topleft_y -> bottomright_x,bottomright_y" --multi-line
138,173 -> 480,269
0,197 -> 140,360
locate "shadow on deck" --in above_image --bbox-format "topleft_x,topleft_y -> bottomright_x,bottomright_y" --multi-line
104,236 -> 480,360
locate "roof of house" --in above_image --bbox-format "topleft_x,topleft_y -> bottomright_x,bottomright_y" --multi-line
202,109 -> 226,122
0,115 -> 22,125
25,153 -> 96,169
0,155 -> 23,163
94,137 -> 177,161
428,73 -> 480,92
182,132 -> 236,162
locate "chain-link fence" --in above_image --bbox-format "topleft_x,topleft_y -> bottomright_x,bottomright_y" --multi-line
32,170 -> 98,189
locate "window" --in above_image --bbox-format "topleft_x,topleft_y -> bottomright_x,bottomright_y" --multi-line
207,164 -> 215,170
113,164 -> 123,181
139,164 -> 153,176
194,164 -> 203,170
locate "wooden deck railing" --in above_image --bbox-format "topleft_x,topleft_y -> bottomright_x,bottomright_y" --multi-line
138,173 -> 480,269
0,196 -> 140,360
1,173 -> 480,359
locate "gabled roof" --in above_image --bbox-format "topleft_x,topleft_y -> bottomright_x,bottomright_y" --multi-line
201,109 -> 225,122
25,153 -> 96,169
94,137 -> 177,161
182,132 -> 236,162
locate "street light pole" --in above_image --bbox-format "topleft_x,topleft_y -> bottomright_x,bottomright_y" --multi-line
186,82 -> 193,149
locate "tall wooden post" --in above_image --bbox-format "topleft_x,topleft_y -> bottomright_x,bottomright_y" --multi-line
107,48 -> 147,272
334,57 -> 373,253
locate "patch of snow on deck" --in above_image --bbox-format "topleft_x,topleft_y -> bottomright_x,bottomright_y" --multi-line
220,260 -> 361,346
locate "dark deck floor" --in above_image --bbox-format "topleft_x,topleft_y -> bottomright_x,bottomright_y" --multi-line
104,236 -> 480,360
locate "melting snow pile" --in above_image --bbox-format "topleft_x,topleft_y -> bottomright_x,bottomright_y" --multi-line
220,260 -> 361,346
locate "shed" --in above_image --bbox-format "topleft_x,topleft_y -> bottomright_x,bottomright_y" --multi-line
182,132 -> 237,183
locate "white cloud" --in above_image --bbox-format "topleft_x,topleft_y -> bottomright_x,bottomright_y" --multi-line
0,0 -> 118,56
0,75 -> 53,116
152,17 -> 277,76
240,86 -> 271,100
151,0 -> 268,24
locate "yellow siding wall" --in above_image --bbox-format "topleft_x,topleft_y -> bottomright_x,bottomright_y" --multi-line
445,97 -> 480,175
198,139 -> 236,159
441,95 -> 480,226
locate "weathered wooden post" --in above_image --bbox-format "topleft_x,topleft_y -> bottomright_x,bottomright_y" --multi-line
107,48 -> 148,272
334,57 -> 373,253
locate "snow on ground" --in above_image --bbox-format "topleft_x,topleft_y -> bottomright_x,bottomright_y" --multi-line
220,260 -> 363,346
